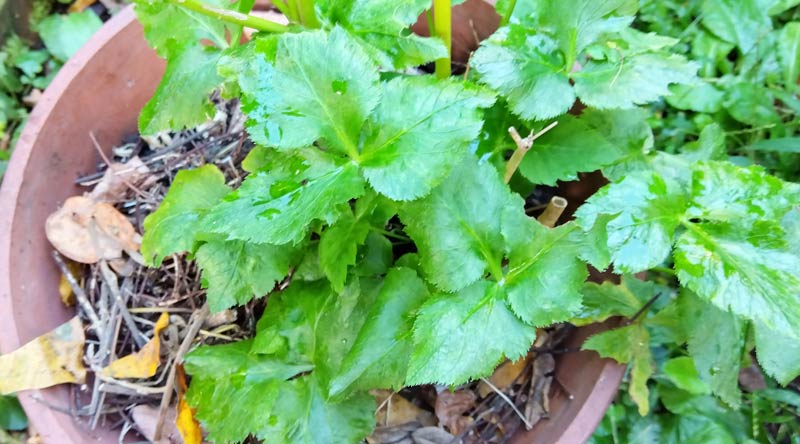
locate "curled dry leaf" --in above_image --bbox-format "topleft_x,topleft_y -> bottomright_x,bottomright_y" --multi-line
0,317 -> 86,394
176,364 -> 202,444
411,427 -> 456,444
434,389 -> 476,432
477,356 -> 530,398
46,196 -> 140,264
89,156 -> 150,202
373,390 -> 436,428
102,312 -> 169,379
524,353 -> 555,428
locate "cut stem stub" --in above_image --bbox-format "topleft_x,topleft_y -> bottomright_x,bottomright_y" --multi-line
537,196 -> 568,228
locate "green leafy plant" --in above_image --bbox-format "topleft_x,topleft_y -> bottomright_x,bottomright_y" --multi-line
133,0 -> 800,441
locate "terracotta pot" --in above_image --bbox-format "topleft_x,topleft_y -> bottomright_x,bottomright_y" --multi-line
0,5 -> 623,444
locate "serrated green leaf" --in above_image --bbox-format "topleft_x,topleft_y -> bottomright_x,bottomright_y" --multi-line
184,340 -> 313,443
702,0 -> 771,53
37,11 -> 102,62
243,28 -> 379,155
662,357 -> 711,395
686,161 -> 800,223
261,376 -> 375,444
317,0 -> 446,68
574,53 -> 698,110
408,281 -> 537,385
575,171 -> 687,273
504,222 -> 587,326
676,223 -> 800,341
196,240 -> 301,311
360,77 -> 495,200
354,232 -> 394,277
627,415 -> 660,444
518,114 -> 621,185
472,25 -> 574,121
583,324 -> 652,415
138,42 -> 223,135
677,292 -> 743,407
400,155 -> 517,292
201,152 -> 365,245
142,165 -> 231,266
754,321 -> 800,385
572,276 -> 654,326
660,414 -> 737,444
319,211 -> 371,292
330,267 -> 429,396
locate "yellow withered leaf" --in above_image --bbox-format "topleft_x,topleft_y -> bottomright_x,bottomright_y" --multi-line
68,0 -> 96,13
102,313 -> 169,379
0,317 -> 86,395
176,365 -> 203,444
58,260 -> 83,307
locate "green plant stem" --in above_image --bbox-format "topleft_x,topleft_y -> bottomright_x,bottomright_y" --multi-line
433,0 -> 452,79
296,0 -> 320,28
650,266 -> 677,276
168,0 -> 289,33
500,0 -> 517,26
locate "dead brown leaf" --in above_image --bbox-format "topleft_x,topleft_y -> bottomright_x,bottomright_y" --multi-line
46,196 -> 140,264
176,365 -> 203,444
89,156 -> 150,202
0,317 -> 86,394
524,353 -> 555,428
477,356 -> 530,398
374,390 -> 436,428
102,312 -> 169,379
131,404 -> 181,444
435,390 -> 475,432
411,427 -> 456,444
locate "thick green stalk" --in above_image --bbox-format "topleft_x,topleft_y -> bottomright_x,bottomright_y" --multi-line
297,0 -> 320,28
169,0 -> 289,33
433,0 -> 451,79
500,0 -> 517,26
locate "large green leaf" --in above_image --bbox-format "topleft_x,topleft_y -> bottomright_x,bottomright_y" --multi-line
200,150 -> 365,245
575,171 -> 688,273
472,25 -> 574,121
408,281 -> 537,385
359,77 -> 495,200
316,0 -> 446,68
755,322 -> 800,386
330,267 -> 429,396
675,223 -> 800,341
319,211 -> 371,293
572,276 -> 654,326
400,155 -> 518,292
195,240 -> 301,311
37,11 -> 102,62
141,165 -> 231,266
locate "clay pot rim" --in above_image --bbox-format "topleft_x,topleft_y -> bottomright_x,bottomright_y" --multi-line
0,5 -> 624,444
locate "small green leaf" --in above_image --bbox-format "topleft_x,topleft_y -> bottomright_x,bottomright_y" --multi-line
0,395 -> 27,431
723,83 -> 779,126
778,22 -> 800,86
572,276 -> 654,326
317,0 -> 446,68
201,151 -> 365,245
574,53 -> 698,110
138,42 -> 223,135
583,324 -> 653,415
472,25 -> 574,121
627,416 -> 660,444
196,240 -> 301,311
37,11 -> 102,62
666,82 -> 725,113
408,281 -> 537,385
360,77 -> 495,200
184,340 -> 313,443
754,321 -> 800,385
518,114 -> 621,185
662,357 -> 711,395
701,0 -> 772,53
319,211 -> 371,293
660,414 -> 737,444
330,267 -> 429,396
677,292 -> 743,407
141,165 -> 231,266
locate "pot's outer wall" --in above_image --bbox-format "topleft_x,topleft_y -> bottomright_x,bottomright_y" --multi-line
0,5 -> 622,444
0,7 -> 165,443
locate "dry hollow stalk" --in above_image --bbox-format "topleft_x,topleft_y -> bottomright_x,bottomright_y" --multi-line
537,197 -> 568,228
